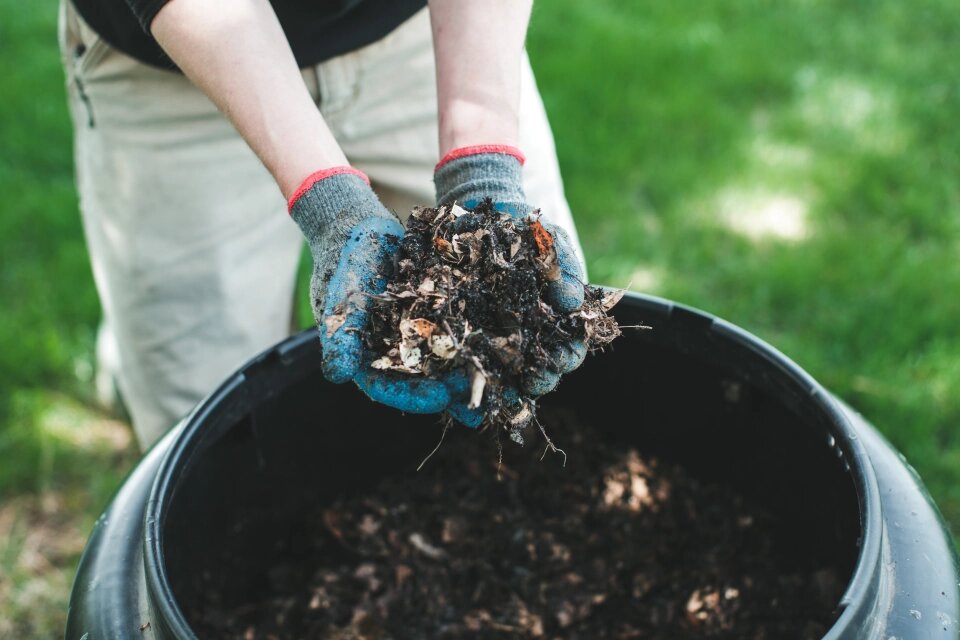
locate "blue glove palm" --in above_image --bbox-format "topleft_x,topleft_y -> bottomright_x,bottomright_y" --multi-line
288,168 -> 405,383
289,167 -> 461,420
321,219 -> 485,427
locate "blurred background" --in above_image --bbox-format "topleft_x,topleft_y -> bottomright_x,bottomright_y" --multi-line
1,0 -> 957,635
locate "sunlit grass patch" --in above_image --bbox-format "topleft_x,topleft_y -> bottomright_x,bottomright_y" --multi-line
0,392 -> 135,637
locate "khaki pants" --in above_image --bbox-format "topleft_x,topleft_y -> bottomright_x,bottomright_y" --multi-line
59,1 -> 584,449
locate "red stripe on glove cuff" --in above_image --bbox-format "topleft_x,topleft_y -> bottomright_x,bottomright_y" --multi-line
287,167 -> 371,212
434,145 -> 526,172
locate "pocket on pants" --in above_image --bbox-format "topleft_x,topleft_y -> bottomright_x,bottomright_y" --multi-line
60,0 -> 112,126
61,1 -> 110,74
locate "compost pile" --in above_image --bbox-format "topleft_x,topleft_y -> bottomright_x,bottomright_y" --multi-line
188,409 -> 844,639
352,200 -> 622,438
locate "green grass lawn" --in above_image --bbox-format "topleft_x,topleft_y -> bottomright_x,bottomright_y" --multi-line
1,0 -> 958,635
529,0 -> 960,524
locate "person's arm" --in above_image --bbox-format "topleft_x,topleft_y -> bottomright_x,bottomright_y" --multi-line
151,0 -> 418,407
150,0 -> 346,199
429,1 -> 586,399
428,0 -> 532,156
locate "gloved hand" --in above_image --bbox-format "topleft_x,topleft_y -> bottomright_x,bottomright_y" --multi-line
290,167 -> 404,382
434,145 -> 589,397
290,166 -> 484,427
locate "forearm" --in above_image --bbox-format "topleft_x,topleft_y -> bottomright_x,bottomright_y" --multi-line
151,0 -> 347,199
428,0 -> 533,156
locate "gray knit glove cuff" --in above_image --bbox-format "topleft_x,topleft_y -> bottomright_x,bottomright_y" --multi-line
434,145 -> 531,215
289,168 -> 397,317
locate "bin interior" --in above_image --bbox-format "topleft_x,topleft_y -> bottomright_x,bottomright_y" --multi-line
161,303 -> 862,624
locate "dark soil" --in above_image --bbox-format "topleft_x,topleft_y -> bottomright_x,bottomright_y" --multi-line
354,200 -> 622,437
188,410 -> 845,639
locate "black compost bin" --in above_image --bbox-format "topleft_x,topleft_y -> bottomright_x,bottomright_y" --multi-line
66,293 -> 960,639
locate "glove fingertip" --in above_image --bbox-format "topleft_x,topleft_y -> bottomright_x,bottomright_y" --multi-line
546,278 -> 585,313
353,370 -> 451,414
447,402 -> 485,429
561,339 -> 589,374
543,225 -> 585,312
321,331 -> 363,384
521,338 -> 587,396
321,217 -> 405,383
522,369 -> 562,397
320,294 -> 366,383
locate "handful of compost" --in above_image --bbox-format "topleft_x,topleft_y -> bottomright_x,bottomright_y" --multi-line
355,200 -> 622,442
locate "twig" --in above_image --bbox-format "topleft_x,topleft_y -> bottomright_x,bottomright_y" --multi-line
442,318 -> 461,348
535,415 -> 567,467
418,418 -> 451,471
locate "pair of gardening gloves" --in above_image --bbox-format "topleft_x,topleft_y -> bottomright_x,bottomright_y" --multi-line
288,146 -> 586,428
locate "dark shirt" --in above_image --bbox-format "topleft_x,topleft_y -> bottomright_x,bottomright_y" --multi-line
71,0 -> 427,70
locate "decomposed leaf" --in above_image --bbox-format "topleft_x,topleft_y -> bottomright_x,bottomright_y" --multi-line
600,288 -> 626,311
451,235 -> 468,257
399,318 -> 417,339
434,236 -> 453,253
430,334 -> 458,359
417,278 -> 436,295
401,317 -> 437,340
399,342 -> 423,369
528,219 -> 555,256
533,244 -> 561,282
410,205 -> 438,225
491,248 -> 511,269
324,312 -> 348,337
371,356 -> 394,370
491,334 -> 523,370
413,319 -> 437,339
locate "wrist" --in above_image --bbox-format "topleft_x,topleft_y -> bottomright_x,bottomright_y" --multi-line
288,168 -> 390,247
433,146 -> 527,210
276,149 -> 351,201
287,167 -> 370,213
435,145 -> 525,173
